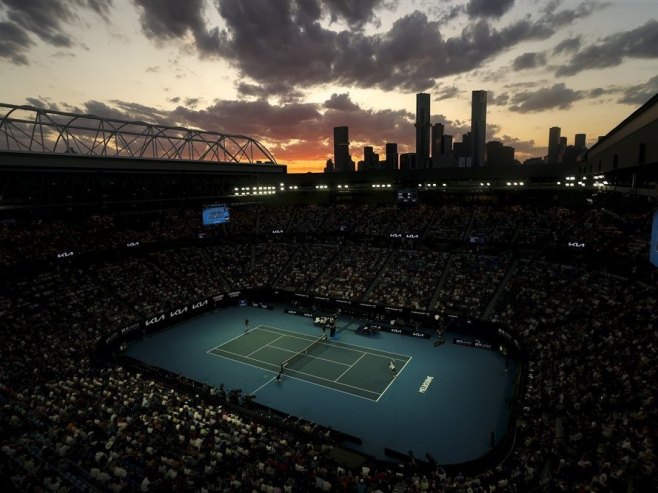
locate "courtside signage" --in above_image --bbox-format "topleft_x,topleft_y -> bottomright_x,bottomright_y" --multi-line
419,376 -> 434,393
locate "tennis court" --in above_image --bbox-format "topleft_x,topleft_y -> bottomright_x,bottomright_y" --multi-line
207,325 -> 411,401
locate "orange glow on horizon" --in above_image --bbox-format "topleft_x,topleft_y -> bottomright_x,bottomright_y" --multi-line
284,159 -> 326,174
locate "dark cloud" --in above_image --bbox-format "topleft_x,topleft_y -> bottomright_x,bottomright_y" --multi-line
323,0 -> 386,29
172,99 -> 321,141
504,80 -> 544,89
466,0 -> 515,19
541,0 -> 606,31
489,92 -> 509,105
81,100 -> 134,121
131,0 -> 224,56
557,20 -> 658,76
236,82 -> 305,102
497,134 -> 542,158
110,100 -> 171,124
434,85 -> 460,101
146,65 -> 160,73
324,93 -> 360,112
1,0 -> 75,47
84,0 -> 113,21
0,20 -> 31,64
553,36 -> 581,54
168,97 -> 181,104
184,98 -> 200,108
0,0 -> 113,64
512,51 -> 546,70
617,75 -> 658,106
509,83 -> 583,113
587,87 -> 607,98
25,97 -> 59,110
216,1 -> 557,94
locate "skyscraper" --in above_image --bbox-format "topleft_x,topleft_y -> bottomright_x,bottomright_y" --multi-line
574,133 -> 586,151
431,123 -> 444,167
471,90 -> 487,167
548,126 -> 561,163
333,126 -> 350,172
385,142 -> 398,170
486,141 -> 515,166
415,93 -> 431,168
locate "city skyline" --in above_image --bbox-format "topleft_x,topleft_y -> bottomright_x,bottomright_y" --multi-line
1,0 -> 657,172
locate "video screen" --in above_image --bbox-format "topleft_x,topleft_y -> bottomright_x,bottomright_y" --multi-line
397,189 -> 418,203
650,210 -> 658,268
202,204 -> 230,225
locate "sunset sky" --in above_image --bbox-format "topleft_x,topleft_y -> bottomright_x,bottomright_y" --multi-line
1,0 -> 657,172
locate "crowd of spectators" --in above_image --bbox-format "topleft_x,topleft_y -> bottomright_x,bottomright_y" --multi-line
289,205 -> 330,234
491,260 -> 656,492
1,197 -> 656,492
312,246 -> 389,301
366,250 -> 448,309
275,245 -> 339,292
433,253 -> 513,318
425,205 -> 471,242
469,205 -> 522,244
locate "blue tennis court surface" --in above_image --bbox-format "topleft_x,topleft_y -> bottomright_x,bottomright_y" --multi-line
125,305 -> 515,464
208,325 -> 412,401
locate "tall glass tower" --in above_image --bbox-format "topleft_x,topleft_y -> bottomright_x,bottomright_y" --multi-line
471,90 -> 487,167
415,93 -> 431,168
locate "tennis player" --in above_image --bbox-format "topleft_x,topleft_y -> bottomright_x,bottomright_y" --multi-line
244,318 -> 249,333
388,360 -> 397,376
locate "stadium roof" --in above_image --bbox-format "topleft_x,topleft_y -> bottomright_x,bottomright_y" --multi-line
0,103 -> 279,166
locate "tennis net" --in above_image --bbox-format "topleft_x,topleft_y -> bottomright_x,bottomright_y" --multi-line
281,334 -> 328,372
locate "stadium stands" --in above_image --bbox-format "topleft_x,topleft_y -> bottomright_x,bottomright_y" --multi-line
1,197 -> 656,492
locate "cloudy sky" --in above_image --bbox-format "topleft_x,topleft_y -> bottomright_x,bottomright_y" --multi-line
1,0 -> 657,172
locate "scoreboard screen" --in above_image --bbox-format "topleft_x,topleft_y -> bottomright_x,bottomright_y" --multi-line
397,189 -> 418,203
202,205 -> 230,225
649,211 -> 658,267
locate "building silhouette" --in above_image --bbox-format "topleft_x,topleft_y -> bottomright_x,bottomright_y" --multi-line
358,146 -> 379,171
333,126 -> 352,172
399,153 -> 417,170
415,93 -> 431,168
385,143 -> 398,170
431,123 -> 444,168
574,133 -> 587,151
471,90 -> 487,167
548,126 -> 561,163
454,132 -> 473,167
442,135 -> 453,154
486,141 -> 515,166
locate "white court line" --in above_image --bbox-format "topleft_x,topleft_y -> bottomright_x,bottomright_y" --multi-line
206,324 -> 409,401
259,325 -> 412,361
206,350 -> 379,402
334,352 -> 366,382
249,334 -> 286,357
206,324 -> 282,354
209,347 -> 380,397
250,376 -> 277,395
376,356 -> 413,403
267,344 -> 351,367
257,326 -> 328,343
